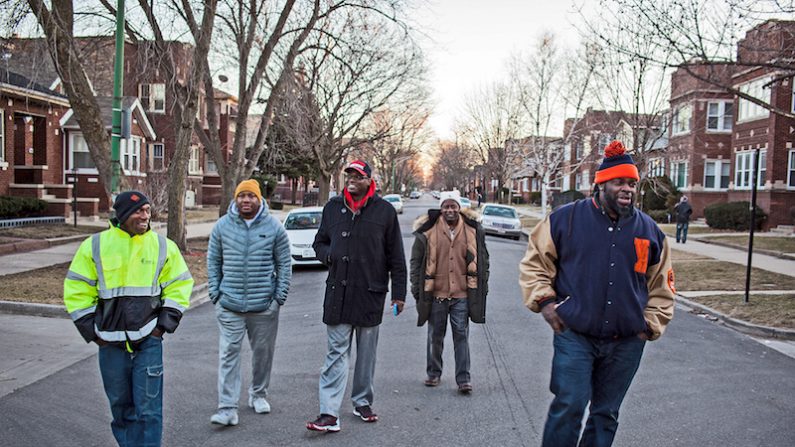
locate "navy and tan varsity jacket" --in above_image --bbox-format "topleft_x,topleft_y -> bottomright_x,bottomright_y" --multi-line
519,198 -> 675,340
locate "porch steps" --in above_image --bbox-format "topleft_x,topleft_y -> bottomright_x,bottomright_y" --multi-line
771,225 -> 794,235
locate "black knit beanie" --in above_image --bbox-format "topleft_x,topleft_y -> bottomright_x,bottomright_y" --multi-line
113,191 -> 151,224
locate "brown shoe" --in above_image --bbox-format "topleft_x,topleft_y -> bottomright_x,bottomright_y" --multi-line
458,383 -> 473,394
424,376 -> 440,387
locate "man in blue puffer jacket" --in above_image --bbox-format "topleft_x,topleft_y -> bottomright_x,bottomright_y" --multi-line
207,179 -> 292,426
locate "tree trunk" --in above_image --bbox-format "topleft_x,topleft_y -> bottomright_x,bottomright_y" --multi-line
317,172 -> 332,207
166,118 -> 193,250
219,174 -> 237,217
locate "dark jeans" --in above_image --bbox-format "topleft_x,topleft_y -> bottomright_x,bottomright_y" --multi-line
98,336 -> 164,447
676,222 -> 689,243
542,330 -> 646,447
426,298 -> 470,385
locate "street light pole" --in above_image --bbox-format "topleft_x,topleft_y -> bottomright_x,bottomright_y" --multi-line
744,147 -> 761,304
110,0 -> 125,195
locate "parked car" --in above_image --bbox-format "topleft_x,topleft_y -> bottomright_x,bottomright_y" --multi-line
283,206 -> 324,265
480,203 -> 522,240
409,190 -> 422,199
459,197 -> 471,209
431,190 -> 440,199
383,194 -> 404,214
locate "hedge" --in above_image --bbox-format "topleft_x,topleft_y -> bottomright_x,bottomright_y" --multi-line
647,209 -> 671,223
704,201 -> 766,231
0,196 -> 48,218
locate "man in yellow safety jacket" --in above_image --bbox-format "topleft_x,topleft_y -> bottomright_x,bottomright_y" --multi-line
64,190 -> 193,447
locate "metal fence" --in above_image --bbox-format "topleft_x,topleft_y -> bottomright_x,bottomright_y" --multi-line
0,216 -> 66,229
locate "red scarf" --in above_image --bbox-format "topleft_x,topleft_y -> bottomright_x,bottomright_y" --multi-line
344,179 -> 376,213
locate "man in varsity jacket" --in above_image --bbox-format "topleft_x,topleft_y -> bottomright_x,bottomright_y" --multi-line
519,140 -> 675,447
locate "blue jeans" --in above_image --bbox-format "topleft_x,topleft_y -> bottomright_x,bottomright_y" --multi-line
98,336 -> 163,447
676,222 -> 689,243
427,298 -> 470,384
542,330 -> 646,447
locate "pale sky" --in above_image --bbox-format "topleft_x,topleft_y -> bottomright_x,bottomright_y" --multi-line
411,0 -> 581,140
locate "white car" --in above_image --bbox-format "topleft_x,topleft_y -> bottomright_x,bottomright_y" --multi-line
459,197 -> 472,209
480,203 -> 523,240
382,194 -> 404,214
283,206 -> 324,265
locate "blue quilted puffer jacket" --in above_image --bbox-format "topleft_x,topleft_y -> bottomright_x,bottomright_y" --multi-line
207,200 -> 292,312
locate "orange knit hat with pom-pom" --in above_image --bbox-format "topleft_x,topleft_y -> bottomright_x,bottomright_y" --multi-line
594,140 -> 639,184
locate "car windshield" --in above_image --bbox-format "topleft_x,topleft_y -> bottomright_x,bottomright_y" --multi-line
483,207 -> 517,219
284,212 -> 322,230
461,198 -> 471,204
384,196 -> 400,202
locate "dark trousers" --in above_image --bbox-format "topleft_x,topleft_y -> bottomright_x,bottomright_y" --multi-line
98,336 -> 164,447
426,298 -> 470,385
542,330 -> 646,447
676,222 -> 689,243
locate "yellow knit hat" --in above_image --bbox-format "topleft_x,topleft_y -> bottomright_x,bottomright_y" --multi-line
234,179 -> 262,201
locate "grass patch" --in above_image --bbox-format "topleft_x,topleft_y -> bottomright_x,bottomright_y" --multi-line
0,224 -> 101,240
521,216 -> 540,228
0,239 -> 209,306
688,294 -> 795,329
153,207 -> 221,223
702,235 -> 795,253
672,258 -> 795,292
658,224 -> 730,236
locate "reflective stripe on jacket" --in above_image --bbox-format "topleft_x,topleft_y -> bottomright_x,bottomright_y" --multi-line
64,224 -> 193,344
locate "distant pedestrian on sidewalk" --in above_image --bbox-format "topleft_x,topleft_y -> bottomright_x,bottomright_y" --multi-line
306,160 -> 407,433
674,195 -> 693,243
518,141 -> 675,447
207,179 -> 292,426
63,191 -> 194,447
410,190 -> 489,394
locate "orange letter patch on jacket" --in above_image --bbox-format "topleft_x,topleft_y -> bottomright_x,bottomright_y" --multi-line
633,238 -> 650,274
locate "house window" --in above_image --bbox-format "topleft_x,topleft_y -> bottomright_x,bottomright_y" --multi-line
121,138 -> 141,173
707,101 -> 733,132
670,161 -> 688,189
597,134 -> 613,153
648,157 -> 666,177
671,104 -> 692,135
205,154 -> 217,173
139,83 -> 166,113
579,169 -> 590,189
788,150 -> 795,188
738,77 -> 770,122
188,145 -> 201,174
574,140 -> 584,159
70,133 -> 96,171
0,109 -> 5,164
704,160 -> 730,190
150,143 -> 164,171
735,150 -> 766,189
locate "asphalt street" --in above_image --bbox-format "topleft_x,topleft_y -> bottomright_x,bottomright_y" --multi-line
1,196 -> 794,446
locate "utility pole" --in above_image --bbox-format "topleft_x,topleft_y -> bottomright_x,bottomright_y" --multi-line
110,0 -> 125,196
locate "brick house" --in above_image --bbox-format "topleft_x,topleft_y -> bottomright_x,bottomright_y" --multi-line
4,37 -> 237,211
667,20 -> 795,229
561,108 -> 666,196
0,69 -> 82,217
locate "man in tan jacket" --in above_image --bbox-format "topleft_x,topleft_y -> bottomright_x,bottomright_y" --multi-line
410,191 -> 489,394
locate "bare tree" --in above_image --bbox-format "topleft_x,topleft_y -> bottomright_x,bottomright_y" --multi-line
430,140 -> 477,192
277,7 -> 427,204
578,0 -> 795,119
456,81 -> 526,203
21,0 -> 114,199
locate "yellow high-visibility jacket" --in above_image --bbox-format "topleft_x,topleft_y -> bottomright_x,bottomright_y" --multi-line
64,224 -> 193,344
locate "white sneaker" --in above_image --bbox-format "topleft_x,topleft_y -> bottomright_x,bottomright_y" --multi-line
248,395 -> 271,414
210,408 -> 239,426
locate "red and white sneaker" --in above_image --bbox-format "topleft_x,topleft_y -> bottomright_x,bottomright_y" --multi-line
306,414 -> 340,432
353,405 -> 379,422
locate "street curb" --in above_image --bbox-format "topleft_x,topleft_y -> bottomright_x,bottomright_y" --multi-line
692,236 -> 795,261
0,283 -> 210,319
676,294 -> 795,341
